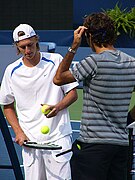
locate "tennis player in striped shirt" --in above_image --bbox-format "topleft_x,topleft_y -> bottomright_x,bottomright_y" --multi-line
53,12 -> 135,180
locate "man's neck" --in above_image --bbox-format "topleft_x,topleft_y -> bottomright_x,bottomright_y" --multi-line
95,45 -> 116,54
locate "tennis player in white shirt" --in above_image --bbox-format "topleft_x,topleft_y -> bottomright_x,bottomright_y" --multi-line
0,24 -> 78,180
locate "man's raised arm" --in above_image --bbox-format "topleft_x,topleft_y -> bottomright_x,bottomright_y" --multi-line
53,26 -> 87,85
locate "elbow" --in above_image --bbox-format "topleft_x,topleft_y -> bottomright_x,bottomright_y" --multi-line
53,77 -> 64,86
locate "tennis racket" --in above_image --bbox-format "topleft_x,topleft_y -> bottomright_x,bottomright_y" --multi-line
23,141 -> 62,150
56,148 -> 72,157
56,143 -> 81,157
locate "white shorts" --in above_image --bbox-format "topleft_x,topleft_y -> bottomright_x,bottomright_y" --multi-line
22,135 -> 72,180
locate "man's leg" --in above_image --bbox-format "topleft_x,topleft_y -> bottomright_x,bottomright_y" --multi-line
44,135 -> 72,180
107,145 -> 129,180
22,147 -> 46,180
71,140 -> 113,180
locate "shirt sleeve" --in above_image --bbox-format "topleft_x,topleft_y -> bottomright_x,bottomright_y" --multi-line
0,67 -> 15,105
61,81 -> 79,94
70,56 -> 98,82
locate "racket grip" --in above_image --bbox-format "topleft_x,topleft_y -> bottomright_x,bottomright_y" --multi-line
24,141 -> 37,144
56,149 -> 72,157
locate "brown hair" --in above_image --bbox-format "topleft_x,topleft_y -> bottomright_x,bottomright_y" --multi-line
83,12 -> 117,47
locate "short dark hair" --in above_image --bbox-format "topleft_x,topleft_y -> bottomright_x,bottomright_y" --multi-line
83,12 -> 117,47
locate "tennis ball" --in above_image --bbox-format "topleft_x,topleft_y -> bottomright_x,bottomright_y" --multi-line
41,104 -> 51,115
41,126 -> 50,134
77,144 -> 81,150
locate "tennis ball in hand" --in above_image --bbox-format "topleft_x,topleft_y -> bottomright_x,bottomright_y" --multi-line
41,126 -> 50,134
41,104 -> 51,115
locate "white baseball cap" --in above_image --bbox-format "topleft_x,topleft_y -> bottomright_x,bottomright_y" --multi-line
13,24 -> 36,42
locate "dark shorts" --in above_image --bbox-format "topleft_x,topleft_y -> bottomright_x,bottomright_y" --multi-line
70,140 -> 129,180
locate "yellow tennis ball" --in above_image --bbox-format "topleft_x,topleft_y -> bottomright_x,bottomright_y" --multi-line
41,126 -> 50,134
41,104 -> 51,115
77,144 -> 81,150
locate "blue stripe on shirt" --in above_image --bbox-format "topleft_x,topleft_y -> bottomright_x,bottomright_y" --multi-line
41,57 -> 55,65
11,62 -> 23,77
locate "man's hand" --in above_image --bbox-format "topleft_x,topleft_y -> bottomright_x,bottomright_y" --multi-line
15,131 -> 29,146
72,26 -> 87,50
42,105 -> 59,118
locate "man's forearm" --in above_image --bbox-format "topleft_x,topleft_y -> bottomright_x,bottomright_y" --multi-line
3,104 -> 24,135
56,88 -> 78,111
58,49 -> 75,72
56,40 -> 80,74
53,50 -> 76,85
53,26 -> 87,85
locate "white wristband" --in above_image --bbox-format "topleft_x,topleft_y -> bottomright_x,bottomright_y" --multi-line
68,47 -> 76,54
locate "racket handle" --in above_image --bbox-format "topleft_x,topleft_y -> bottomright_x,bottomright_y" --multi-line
56,149 -> 72,157
24,141 -> 37,144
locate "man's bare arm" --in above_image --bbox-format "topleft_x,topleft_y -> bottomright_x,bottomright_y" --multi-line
53,26 -> 87,85
45,88 -> 78,118
3,102 -> 29,146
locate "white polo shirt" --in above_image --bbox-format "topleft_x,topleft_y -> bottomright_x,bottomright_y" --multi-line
0,52 -> 78,143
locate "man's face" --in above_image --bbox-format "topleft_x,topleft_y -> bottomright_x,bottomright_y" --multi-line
16,37 -> 38,60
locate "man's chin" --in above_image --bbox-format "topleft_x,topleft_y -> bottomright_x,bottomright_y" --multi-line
25,54 -> 34,60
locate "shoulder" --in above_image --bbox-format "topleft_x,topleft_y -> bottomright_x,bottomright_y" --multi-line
41,52 -> 63,60
119,50 -> 135,60
40,52 -> 63,65
5,58 -> 23,72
